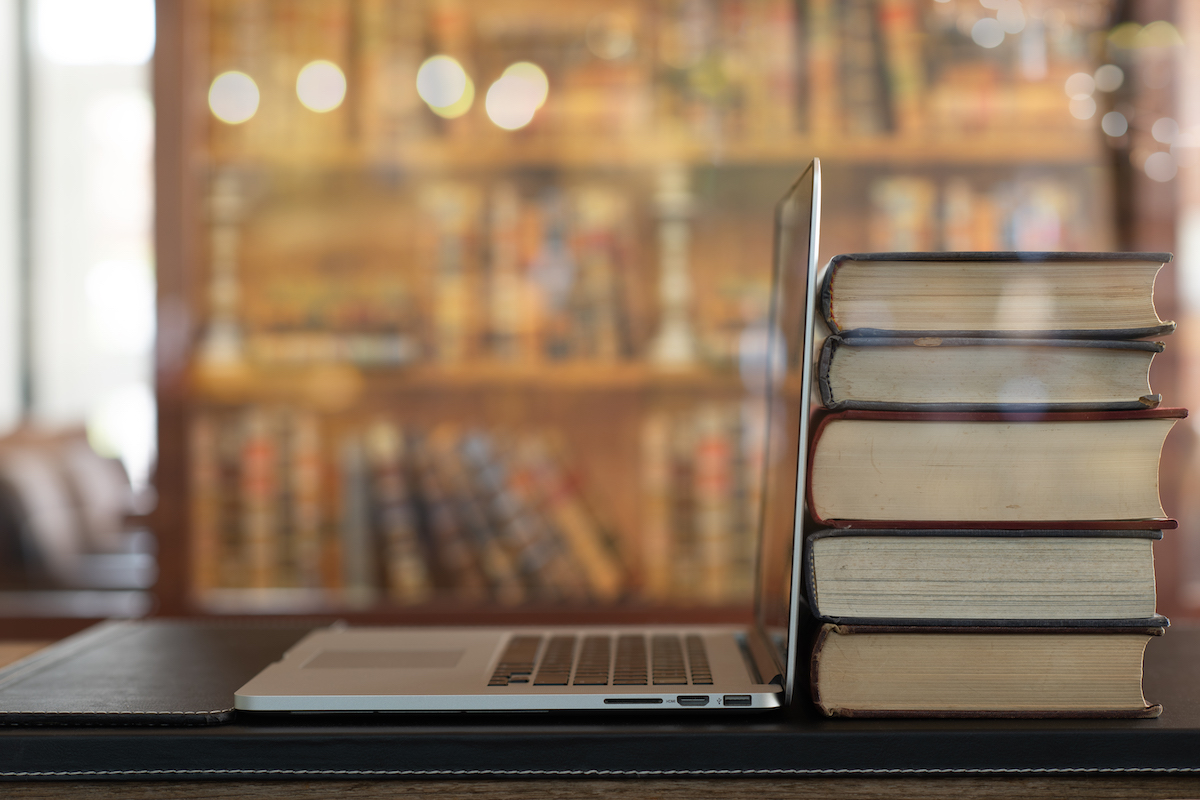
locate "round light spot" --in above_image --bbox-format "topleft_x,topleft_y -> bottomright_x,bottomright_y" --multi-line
486,70 -> 545,130
431,76 -> 474,119
1144,151 -> 1177,182
208,71 -> 259,124
1134,20 -> 1184,49
502,62 -> 549,109
996,0 -> 1025,34
1101,111 -> 1128,137
1093,64 -> 1124,92
1108,22 -> 1141,50
1068,96 -> 1096,120
971,17 -> 1005,48
1064,72 -> 1095,99
1152,117 -> 1179,144
296,60 -> 346,113
586,14 -> 634,60
416,55 -> 469,110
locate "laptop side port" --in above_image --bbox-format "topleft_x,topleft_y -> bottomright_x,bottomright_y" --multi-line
603,698 -> 664,704
677,695 -> 710,707
723,695 -> 752,706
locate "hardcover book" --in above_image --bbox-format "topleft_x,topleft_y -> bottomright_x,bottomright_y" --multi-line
817,336 -> 1163,411
811,624 -> 1164,718
803,528 -> 1165,625
806,408 -> 1186,527
819,251 -> 1175,339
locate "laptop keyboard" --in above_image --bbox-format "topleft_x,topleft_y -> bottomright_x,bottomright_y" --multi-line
488,634 -> 713,687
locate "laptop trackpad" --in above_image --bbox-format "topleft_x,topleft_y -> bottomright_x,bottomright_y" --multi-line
304,650 -> 465,669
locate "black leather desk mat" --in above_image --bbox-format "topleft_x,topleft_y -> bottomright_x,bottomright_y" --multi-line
0,619 -> 314,726
1,621 -> 1199,780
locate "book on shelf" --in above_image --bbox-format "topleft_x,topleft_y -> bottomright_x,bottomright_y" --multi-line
507,436 -> 627,603
807,408 -> 1186,527
407,431 -> 492,602
639,401 -> 761,604
820,252 -> 1175,339
363,421 -> 433,604
803,528 -> 1166,625
810,624 -> 1164,719
337,433 -> 378,605
191,410 -> 647,608
817,336 -> 1164,411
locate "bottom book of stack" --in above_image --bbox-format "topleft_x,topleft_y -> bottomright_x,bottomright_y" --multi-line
803,529 -> 1168,718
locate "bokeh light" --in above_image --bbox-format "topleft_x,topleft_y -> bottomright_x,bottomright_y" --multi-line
1152,117 -> 1179,144
1064,73 -> 1095,99
1134,21 -> 1184,49
417,55 -> 474,118
1144,151 -> 1177,182
485,62 -> 549,130
996,0 -> 1025,34
586,14 -> 634,60
1101,111 -> 1128,137
208,71 -> 260,124
971,18 -> 1004,48
1094,64 -> 1124,92
296,60 -> 347,113
1068,96 -> 1096,120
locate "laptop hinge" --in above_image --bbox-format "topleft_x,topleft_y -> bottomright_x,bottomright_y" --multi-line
745,627 -> 783,687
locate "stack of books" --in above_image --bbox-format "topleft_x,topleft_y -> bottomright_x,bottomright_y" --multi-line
803,252 -> 1185,718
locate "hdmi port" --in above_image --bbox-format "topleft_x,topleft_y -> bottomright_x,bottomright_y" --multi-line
677,695 -> 710,707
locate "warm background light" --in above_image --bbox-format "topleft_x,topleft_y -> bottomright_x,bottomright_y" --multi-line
296,60 -> 346,113
416,55 -> 474,118
208,71 -> 259,124
485,62 -> 548,130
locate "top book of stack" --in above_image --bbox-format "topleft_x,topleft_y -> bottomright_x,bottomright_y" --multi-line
821,252 -> 1175,339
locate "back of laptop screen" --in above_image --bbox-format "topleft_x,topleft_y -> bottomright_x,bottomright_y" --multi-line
752,162 -> 818,684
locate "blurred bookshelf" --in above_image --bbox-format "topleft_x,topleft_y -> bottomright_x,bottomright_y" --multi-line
153,0 -> 1144,619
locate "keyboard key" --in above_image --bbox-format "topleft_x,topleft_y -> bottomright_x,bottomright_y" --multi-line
573,637 -> 612,685
652,635 -> 687,685
488,635 -> 543,686
686,635 -> 713,685
534,636 -> 577,685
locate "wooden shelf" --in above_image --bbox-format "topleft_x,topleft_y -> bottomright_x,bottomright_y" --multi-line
188,360 -> 764,407
194,590 -> 754,626
207,131 -> 1108,174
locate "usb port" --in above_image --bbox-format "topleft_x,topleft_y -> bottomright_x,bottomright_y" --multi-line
677,695 -> 710,707
723,695 -> 752,707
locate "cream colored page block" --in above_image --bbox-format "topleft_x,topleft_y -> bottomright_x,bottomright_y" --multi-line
831,262 -> 1164,332
818,633 -> 1150,711
828,344 -> 1153,406
811,418 -> 1175,521
812,537 -> 1156,619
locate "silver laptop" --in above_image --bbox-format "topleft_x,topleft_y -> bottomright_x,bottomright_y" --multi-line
234,159 -> 822,713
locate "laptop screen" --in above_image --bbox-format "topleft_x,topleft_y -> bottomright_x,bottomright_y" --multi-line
753,160 -> 820,702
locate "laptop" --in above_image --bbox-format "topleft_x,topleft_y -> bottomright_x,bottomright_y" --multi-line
234,159 -> 823,713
